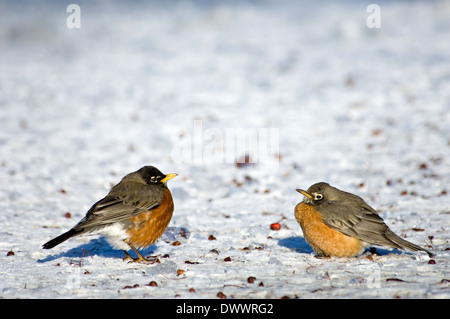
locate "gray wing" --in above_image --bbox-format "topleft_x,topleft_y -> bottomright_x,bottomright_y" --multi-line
319,200 -> 434,256
318,200 -> 396,247
74,182 -> 165,231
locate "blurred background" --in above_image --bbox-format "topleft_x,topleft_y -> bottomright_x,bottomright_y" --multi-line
1,0 -> 449,205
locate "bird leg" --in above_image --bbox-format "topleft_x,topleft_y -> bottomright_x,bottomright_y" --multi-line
122,250 -> 135,262
122,240 -> 159,264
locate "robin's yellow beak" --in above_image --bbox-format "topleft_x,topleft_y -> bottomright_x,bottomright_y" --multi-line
296,189 -> 313,199
161,173 -> 178,183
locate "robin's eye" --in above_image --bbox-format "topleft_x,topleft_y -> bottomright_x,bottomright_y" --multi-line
150,176 -> 158,183
314,194 -> 323,201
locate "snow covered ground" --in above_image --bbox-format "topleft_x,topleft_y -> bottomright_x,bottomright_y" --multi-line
0,0 -> 449,299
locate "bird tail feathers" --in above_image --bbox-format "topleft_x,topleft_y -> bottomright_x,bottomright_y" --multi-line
385,230 -> 434,257
42,228 -> 82,249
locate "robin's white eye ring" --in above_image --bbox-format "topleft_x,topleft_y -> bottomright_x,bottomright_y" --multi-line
314,194 -> 323,200
150,176 -> 157,183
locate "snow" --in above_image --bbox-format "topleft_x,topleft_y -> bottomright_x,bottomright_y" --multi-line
1,0 -> 449,299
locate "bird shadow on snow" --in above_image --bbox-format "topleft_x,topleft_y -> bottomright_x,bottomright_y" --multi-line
37,237 -> 158,263
278,236 -> 405,257
278,236 -> 314,254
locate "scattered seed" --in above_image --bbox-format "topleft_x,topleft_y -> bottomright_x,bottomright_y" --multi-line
270,223 -> 281,231
147,281 -> 158,287
177,269 -> 185,276
247,276 -> 256,284
172,241 -> 181,246
208,235 -> 216,240
386,278 -> 405,282
224,257 -> 232,262
64,212 -> 71,218
19,120 -> 28,129
123,284 -> 140,289
6,250 -> 14,256
128,144 -> 136,152
217,291 -> 227,299
236,155 -> 253,168
189,288 -> 195,293
232,179 -> 243,187
428,259 -> 436,265
345,75 -> 355,88
179,228 -> 188,238
209,249 -> 219,255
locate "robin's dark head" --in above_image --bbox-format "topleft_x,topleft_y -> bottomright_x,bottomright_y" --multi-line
296,182 -> 341,205
136,166 -> 178,186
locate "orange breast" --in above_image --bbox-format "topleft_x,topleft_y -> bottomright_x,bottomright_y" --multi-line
295,202 -> 364,257
126,189 -> 174,249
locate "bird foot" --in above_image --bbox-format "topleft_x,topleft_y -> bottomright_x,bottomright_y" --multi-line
122,250 -> 160,264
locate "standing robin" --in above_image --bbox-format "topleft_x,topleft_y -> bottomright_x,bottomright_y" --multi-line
43,166 -> 178,263
294,182 -> 434,258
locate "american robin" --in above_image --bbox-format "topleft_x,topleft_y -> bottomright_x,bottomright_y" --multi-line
42,166 -> 178,263
295,182 -> 434,258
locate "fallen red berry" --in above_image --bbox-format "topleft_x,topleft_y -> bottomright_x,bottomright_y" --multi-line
270,223 -> 281,231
